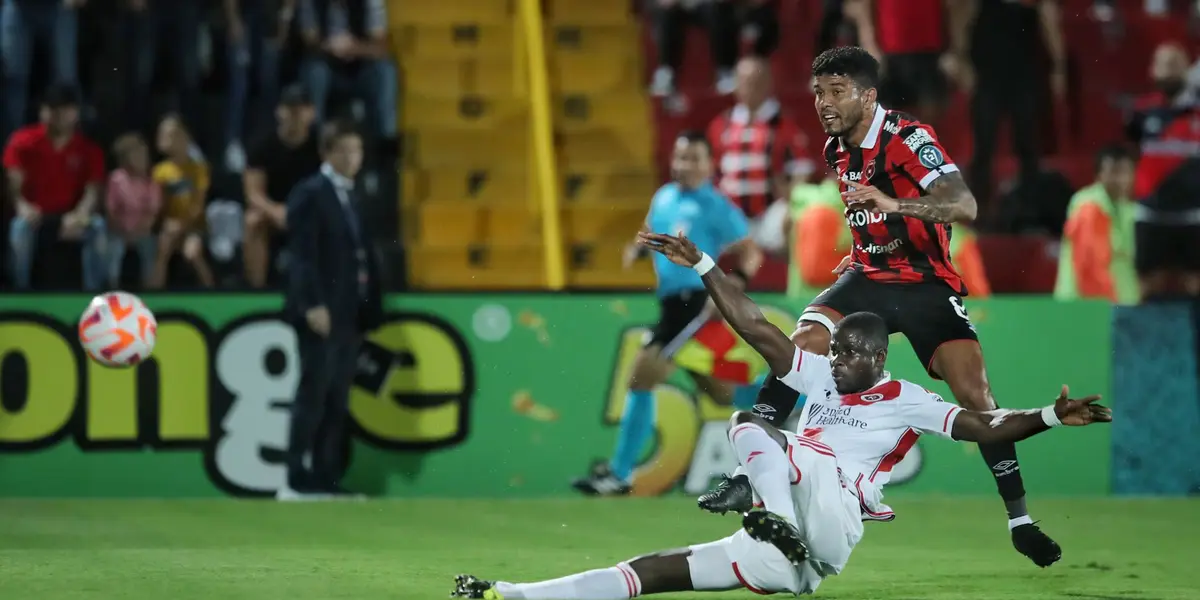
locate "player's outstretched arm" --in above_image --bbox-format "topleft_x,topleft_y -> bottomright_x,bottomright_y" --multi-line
638,232 -> 796,377
950,385 -> 1111,444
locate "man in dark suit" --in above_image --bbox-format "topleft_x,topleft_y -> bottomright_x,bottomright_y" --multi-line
281,119 -> 383,499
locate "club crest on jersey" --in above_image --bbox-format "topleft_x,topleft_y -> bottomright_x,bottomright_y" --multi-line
860,393 -> 885,403
917,145 -> 944,169
862,161 -> 875,182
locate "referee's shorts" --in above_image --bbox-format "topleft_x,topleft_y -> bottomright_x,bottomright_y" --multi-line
644,289 -> 710,358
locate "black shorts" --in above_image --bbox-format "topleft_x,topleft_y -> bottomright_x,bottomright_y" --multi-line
879,52 -> 949,110
806,270 -> 978,378
1135,222 -> 1200,272
645,289 -> 710,358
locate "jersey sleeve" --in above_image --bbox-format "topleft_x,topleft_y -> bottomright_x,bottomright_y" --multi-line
890,124 -> 959,190
776,347 -> 829,396
897,386 -> 962,440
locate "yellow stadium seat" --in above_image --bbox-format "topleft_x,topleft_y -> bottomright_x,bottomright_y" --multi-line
390,1 -> 512,27
403,94 -> 528,131
412,167 -> 528,204
551,54 -> 639,95
547,0 -> 630,25
560,130 -> 652,169
546,24 -> 640,57
408,243 -> 546,289
396,25 -> 516,59
416,201 -> 485,246
559,167 -> 658,204
565,242 -> 656,288
403,59 -> 522,98
488,204 -> 542,245
555,92 -> 649,131
406,128 -> 528,168
562,204 -> 645,243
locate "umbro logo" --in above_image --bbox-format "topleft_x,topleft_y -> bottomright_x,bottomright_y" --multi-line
752,404 -> 776,414
992,460 -> 1018,472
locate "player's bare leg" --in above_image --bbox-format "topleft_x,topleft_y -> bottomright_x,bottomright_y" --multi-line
931,339 -> 1063,567
573,346 -> 673,496
747,306 -> 840,425
451,547 -> 742,599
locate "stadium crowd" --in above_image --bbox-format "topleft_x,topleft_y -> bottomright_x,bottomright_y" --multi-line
2,0 -> 1199,303
0,0 -> 398,291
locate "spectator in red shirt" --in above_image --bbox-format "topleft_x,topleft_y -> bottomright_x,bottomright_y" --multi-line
706,57 -> 812,253
853,0 -> 961,125
3,85 -> 107,290
105,133 -> 162,288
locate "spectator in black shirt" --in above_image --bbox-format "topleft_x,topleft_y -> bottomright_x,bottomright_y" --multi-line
243,85 -> 321,288
958,0 -> 1066,208
298,0 -> 397,140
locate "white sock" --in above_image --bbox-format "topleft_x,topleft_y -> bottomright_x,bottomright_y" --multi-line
1007,515 -> 1033,530
495,563 -> 641,600
729,422 -> 799,526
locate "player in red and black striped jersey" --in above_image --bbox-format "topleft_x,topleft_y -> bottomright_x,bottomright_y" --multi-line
747,46 -> 1064,569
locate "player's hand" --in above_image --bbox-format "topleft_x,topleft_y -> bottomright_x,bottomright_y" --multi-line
833,255 -> 852,275
637,231 -> 703,267
841,181 -> 900,214
306,306 -> 331,337
1052,384 -> 1110,426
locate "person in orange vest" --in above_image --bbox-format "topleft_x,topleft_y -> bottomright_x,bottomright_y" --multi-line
787,176 -> 851,299
1054,145 -> 1139,304
951,224 -> 991,298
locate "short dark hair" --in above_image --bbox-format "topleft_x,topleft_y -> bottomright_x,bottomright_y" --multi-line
320,119 -> 361,154
41,83 -> 80,109
675,129 -> 711,153
812,46 -> 881,90
837,312 -> 890,354
1095,144 -> 1135,172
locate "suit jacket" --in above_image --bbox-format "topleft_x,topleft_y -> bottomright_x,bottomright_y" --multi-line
284,171 -> 384,333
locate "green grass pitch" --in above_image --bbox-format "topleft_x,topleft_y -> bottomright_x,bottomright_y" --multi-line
0,497 -> 1194,599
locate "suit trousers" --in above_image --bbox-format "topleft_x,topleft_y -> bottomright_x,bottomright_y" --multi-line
287,325 -> 362,489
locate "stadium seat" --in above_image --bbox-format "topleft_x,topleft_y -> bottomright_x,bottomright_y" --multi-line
411,167 -> 529,204
417,201 -> 485,246
566,241 -> 656,288
560,130 -> 653,169
552,54 -> 641,94
408,243 -> 547,289
402,94 -> 528,131
559,167 -> 657,204
403,59 -> 523,98
487,204 -> 543,245
546,24 -> 640,57
547,0 -> 631,25
555,92 -> 650,132
562,203 -> 645,243
406,128 -> 528,169
390,0 -> 512,27
395,25 -> 516,59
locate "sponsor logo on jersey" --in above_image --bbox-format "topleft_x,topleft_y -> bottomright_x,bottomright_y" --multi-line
883,120 -> 901,135
902,128 -> 935,152
862,239 -> 905,254
846,209 -> 886,227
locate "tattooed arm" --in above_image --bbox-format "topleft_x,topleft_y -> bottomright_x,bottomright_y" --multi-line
892,172 -> 978,223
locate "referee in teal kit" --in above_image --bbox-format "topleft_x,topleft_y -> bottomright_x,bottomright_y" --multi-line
572,131 -> 765,496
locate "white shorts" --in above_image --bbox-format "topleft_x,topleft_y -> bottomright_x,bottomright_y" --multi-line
686,435 -> 864,595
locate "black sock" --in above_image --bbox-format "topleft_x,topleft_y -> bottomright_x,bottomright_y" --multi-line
749,377 -> 801,425
979,442 -> 1029,520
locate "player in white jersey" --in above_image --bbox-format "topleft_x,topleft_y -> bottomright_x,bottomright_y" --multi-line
449,235 -> 1110,600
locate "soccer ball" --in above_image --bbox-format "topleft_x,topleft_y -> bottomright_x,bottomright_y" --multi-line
78,291 -> 157,367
